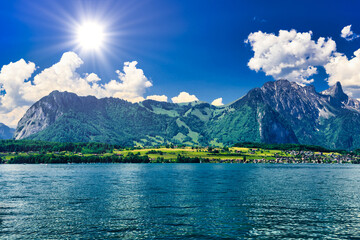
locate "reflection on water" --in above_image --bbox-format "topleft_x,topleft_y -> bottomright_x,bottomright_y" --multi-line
1,164 -> 360,239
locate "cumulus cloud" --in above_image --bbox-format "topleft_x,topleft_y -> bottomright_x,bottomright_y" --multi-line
341,25 -> 359,41
130,96 -> 145,103
325,49 -> 360,97
110,61 -> 152,101
0,59 -> 36,112
171,92 -> 198,103
85,73 -> 101,82
246,29 -> 336,85
146,95 -> 168,102
0,106 -> 30,128
211,97 -> 223,106
0,52 -> 153,127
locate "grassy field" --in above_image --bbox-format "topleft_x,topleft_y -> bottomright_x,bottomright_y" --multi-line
115,147 -> 301,162
1,147 -> 279,161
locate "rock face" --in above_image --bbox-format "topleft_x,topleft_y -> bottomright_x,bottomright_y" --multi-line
15,91 -> 96,140
258,80 -> 360,149
13,80 -> 360,149
321,81 -> 348,102
0,123 -> 14,139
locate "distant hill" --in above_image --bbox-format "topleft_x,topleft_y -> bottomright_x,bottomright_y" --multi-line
13,80 -> 360,149
0,123 -> 14,139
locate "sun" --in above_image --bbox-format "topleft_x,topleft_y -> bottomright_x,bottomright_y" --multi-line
76,22 -> 105,51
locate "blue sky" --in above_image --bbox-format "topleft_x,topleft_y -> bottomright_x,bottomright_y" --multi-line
0,0 -> 360,126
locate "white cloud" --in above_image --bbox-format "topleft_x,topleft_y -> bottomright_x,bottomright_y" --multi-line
24,52 -> 92,101
211,97 -> 223,106
0,59 -> 36,127
130,96 -> 145,103
0,106 -> 30,128
0,52 -> 153,127
85,73 -> 101,82
341,25 -> 359,41
0,59 -> 36,112
325,49 -> 360,97
146,95 -> 168,102
171,92 -> 198,103
246,29 -> 336,85
341,25 -> 353,39
110,61 -> 152,101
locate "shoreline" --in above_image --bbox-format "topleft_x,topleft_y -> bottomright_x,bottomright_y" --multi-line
1,161 -> 357,165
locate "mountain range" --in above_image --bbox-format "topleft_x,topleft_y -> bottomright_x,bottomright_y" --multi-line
12,80 -> 360,150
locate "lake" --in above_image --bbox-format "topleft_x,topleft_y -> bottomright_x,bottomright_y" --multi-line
1,164 -> 360,239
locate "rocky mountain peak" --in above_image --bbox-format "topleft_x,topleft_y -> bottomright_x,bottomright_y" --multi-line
261,79 -> 316,93
321,81 -> 348,102
258,80 -> 322,120
261,79 -> 291,91
14,91 -> 82,140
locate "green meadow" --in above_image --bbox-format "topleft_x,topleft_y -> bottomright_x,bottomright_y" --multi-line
114,147 -> 292,162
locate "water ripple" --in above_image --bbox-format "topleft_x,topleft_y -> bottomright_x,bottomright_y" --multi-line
1,164 -> 360,239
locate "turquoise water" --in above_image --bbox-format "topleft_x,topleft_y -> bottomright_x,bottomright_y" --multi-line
1,164 -> 360,239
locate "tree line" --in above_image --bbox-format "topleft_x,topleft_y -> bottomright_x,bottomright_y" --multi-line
0,140 -> 119,154
3,152 -> 149,164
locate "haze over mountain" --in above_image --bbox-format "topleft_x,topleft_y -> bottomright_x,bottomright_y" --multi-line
0,123 -> 14,140
14,80 -> 360,150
